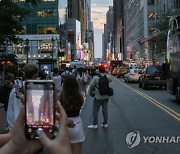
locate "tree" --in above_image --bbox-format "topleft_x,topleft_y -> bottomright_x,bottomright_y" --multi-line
0,0 -> 41,46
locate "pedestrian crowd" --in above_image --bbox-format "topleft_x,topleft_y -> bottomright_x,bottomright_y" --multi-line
0,63 -> 112,154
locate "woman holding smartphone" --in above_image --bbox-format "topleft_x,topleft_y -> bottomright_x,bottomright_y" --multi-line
59,75 -> 85,154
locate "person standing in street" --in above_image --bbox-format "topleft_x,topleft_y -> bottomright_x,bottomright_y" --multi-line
6,64 -> 38,129
88,65 -> 112,129
0,73 -> 14,131
59,75 -> 85,154
52,67 -> 62,95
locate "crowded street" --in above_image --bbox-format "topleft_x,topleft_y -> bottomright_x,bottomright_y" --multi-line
1,74 -> 180,153
1,0 -> 180,154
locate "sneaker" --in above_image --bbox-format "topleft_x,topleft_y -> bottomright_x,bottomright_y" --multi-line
88,125 -> 98,129
101,124 -> 108,128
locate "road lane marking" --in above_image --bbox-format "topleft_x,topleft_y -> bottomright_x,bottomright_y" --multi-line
112,77 -> 180,122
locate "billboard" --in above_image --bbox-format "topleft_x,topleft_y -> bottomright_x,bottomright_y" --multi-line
83,43 -> 89,61
40,64 -> 51,76
76,21 -> 81,59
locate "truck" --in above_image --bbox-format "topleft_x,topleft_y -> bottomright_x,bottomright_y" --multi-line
164,15 -> 180,103
70,61 -> 84,68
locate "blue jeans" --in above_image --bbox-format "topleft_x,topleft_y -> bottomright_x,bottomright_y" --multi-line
93,97 -> 109,125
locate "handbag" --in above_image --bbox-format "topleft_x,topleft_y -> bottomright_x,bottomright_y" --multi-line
108,87 -> 114,96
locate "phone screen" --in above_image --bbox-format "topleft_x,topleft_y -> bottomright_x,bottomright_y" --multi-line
25,80 -> 55,139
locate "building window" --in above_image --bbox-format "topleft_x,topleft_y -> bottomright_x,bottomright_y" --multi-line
12,0 -> 25,2
37,10 -> 55,17
38,26 -> 56,34
148,12 -> 155,19
149,27 -> 156,34
38,40 -> 53,53
148,0 -> 154,5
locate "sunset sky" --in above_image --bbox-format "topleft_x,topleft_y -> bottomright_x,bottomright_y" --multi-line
91,0 -> 113,58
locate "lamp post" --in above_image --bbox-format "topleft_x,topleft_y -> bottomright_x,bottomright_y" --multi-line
51,37 -> 55,59
51,37 -> 55,68
25,39 -> 29,63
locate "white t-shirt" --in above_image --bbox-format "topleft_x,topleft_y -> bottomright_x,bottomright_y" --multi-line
52,75 -> 62,93
7,88 -> 22,128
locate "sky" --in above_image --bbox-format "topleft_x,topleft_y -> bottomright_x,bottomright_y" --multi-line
91,0 -> 113,58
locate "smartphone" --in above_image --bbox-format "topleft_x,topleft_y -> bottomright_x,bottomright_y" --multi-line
25,80 -> 55,139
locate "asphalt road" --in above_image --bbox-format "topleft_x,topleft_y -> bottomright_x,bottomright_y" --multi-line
81,76 -> 180,154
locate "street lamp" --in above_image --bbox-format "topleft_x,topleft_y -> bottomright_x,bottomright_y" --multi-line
25,39 -> 29,63
51,37 -> 55,59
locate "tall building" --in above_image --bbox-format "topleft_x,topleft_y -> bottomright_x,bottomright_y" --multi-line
124,0 -> 180,64
88,21 -> 94,60
124,0 -> 145,61
67,0 -> 93,61
12,0 -> 66,70
102,24 -> 107,61
113,0 -> 124,60
102,6 -> 113,61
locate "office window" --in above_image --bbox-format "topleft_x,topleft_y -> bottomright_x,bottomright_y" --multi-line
37,10 -> 55,17
148,12 -> 155,19
12,0 -> 25,2
26,24 -> 37,34
148,0 -> 154,5
38,40 -> 53,53
38,26 -> 56,34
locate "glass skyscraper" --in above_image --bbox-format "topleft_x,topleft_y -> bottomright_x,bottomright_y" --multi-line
12,0 -> 67,65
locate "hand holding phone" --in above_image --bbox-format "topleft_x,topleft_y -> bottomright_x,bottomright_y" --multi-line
25,80 -> 55,140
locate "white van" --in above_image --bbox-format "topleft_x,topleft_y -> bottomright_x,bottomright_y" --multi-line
70,61 -> 84,68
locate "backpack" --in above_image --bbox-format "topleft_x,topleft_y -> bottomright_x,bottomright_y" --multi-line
98,74 -> 109,95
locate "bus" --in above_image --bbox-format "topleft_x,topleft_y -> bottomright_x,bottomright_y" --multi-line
164,15 -> 180,103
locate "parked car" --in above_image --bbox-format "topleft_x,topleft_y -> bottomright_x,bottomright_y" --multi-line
139,65 -> 166,90
124,69 -> 142,82
117,67 -> 128,78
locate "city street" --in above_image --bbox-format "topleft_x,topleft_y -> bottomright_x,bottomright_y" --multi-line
81,76 -> 180,154
1,0 -> 180,153
0,75 -> 180,154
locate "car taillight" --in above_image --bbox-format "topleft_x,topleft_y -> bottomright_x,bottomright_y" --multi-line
129,74 -> 134,76
144,74 -> 148,78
